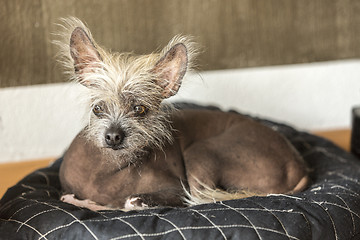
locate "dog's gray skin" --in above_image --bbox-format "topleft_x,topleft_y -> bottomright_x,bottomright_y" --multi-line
59,19 -> 309,211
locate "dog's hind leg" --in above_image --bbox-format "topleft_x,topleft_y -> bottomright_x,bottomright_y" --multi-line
182,142 -> 224,202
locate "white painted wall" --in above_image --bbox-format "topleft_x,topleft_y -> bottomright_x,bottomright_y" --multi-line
1,59 -> 359,163
172,59 -> 360,130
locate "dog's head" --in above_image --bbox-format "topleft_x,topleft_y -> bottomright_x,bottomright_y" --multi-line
57,18 -> 197,161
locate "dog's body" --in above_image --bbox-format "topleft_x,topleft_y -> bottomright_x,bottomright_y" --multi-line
60,109 -> 308,210
58,18 -> 309,211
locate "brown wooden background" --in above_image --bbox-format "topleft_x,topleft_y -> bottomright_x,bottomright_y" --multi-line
1,0 -> 360,88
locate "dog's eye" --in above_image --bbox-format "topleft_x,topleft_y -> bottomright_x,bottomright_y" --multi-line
92,105 -> 103,116
134,105 -> 147,116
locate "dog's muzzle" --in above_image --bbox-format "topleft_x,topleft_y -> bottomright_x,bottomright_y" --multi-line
105,126 -> 125,150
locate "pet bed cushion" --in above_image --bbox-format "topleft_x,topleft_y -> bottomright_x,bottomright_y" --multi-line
1,103 -> 360,240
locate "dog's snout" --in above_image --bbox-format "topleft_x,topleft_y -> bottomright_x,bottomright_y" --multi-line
105,127 -> 125,149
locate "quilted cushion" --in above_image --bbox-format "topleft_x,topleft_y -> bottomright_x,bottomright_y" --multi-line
1,103 -> 360,240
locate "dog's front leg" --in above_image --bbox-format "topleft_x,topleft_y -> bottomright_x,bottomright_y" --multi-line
123,189 -> 186,211
61,194 -> 115,211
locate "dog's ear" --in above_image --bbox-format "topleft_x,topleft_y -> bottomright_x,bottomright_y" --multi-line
70,27 -> 102,86
152,43 -> 188,98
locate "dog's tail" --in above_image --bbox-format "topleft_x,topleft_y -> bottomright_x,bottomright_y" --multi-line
182,179 -> 265,206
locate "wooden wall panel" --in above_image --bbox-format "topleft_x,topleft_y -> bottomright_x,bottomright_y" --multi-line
1,0 -> 360,87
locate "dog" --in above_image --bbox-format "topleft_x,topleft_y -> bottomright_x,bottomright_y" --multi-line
57,17 -> 309,211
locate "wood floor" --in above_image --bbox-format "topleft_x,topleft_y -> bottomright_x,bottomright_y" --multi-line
0,129 -> 352,198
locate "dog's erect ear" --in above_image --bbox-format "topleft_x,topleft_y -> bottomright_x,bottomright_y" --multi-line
152,43 -> 188,98
70,27 -> 102,86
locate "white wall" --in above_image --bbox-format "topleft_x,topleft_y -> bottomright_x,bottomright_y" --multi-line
172,59 -> 360,130
1,59 -> 359,163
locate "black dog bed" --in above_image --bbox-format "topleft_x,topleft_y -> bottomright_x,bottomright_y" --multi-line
1,104 -> 360,240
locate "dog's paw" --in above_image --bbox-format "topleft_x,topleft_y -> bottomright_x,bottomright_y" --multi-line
124,197 -> 149,211
60,194 -> 76,203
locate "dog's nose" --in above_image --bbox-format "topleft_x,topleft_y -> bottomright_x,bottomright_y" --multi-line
105,127 -> 125,148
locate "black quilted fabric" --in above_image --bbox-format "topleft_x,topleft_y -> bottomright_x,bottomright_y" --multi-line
1,104 -> 360,240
